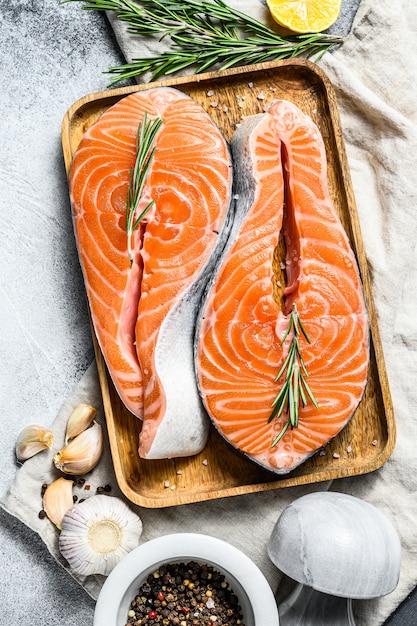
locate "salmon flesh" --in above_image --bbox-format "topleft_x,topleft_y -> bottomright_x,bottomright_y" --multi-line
69,87 -> 233,459
195,99 -> 369,474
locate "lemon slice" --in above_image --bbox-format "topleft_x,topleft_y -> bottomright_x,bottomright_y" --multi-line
266,0 -> 341,34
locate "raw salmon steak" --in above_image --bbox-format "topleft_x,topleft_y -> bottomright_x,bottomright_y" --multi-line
69,87 -> 233,459
196,99 -> 369,474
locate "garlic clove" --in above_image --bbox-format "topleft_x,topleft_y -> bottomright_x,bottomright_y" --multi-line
15,424 -> 54,462
65,403 -> 97,444
53,420 -> 103,475
59,495 -> 143,576
43,477 -> 74,530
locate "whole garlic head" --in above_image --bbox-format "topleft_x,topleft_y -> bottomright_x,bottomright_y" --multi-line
59,495 -> 143,576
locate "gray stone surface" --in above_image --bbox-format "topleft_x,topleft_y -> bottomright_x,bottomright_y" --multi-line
0,1 -> 125,623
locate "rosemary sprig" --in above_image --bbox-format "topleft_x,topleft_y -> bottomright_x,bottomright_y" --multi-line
126,112 -> 163,265
61,0 -> 344,84
269,303 -> 318,447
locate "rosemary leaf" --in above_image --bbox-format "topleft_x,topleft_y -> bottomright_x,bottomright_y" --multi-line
298,376 -> 308,407
268,379 -> 290,421
61,0 -> 344,85
271,419 -> 290,447
301,376 -> 320,409
274,341 -> 295,383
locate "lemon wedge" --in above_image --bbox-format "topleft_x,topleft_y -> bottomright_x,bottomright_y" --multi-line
266,0 -> 341,34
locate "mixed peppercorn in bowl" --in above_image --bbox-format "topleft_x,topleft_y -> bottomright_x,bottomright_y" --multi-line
125,559 -> 245,624
93,533 -> 279,626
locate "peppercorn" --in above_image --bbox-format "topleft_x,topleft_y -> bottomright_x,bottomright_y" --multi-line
142,584 -> 152,596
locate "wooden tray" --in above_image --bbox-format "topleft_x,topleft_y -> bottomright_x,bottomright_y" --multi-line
62,59 -> 396,508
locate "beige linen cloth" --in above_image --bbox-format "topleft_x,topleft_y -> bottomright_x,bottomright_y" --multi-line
2,1 -> 417,625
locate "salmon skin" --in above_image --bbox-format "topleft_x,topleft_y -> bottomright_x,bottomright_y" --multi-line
69,87 -> 233,459
195,99 -> 369,475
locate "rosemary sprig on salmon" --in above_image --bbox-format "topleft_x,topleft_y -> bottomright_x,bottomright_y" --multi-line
61,0 -> 344,85
126,113 -> 163,265
268,304 -> 319,447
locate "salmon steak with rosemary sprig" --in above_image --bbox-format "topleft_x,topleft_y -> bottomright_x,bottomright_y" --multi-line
195,99 -> 369,475
69,87 -> 233,459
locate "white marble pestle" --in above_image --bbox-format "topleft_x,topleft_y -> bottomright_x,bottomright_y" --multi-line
268,492 -> 401,625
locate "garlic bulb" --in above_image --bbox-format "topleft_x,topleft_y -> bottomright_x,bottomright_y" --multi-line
43,477 -> 74,530
59,495 -> 143,576
53,420 -> 103,475
15,424 -> 54,462
65,403 -> 97,443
